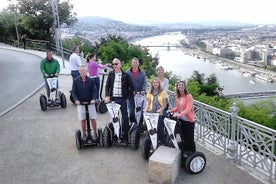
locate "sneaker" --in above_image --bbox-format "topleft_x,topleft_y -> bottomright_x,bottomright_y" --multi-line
82,135 -> 87,141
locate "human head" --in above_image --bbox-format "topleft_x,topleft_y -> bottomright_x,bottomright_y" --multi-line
79,66 -> 87,79
131,57 -> 139,69
46,50 -> 53,61
156,66 -> 165,77
86,53 -> 96,63
72,46 -> 80,54
176,80 -> 188,97
149,78 -> 163,94
112,58 -> 121,72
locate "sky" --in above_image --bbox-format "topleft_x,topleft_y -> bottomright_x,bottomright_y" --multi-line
2,0 -> 276,24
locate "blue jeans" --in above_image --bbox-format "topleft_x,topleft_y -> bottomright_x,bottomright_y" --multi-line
71,70 -> 80,81
112,97 -> 129,139
91,76 -> 100,100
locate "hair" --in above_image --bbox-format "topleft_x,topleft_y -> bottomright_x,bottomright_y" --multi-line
149,78 -> 163,95
176,80 -> 189,97
112,58 -> 121,64
72,46 -> 79,52
86,53 -> 96,63
132,57 -> 139,63
156,66 -> 164,72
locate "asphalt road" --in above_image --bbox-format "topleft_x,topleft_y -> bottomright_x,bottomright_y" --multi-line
0,48 -> 43,116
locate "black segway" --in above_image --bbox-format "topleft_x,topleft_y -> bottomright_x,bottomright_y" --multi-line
102,101 -> 140,150
75,102 -> 103,150
141,112 -> 160,159
95,69 -> 108,114
40,74 -> 67,111
164,112 -> 206,174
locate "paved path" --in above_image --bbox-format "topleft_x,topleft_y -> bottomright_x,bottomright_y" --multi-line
0,44 -> 268,184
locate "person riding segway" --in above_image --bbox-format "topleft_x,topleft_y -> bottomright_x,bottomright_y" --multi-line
39,51 -> 66,111
71,66 -> 102,150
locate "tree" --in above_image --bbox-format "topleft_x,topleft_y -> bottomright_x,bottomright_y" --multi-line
7,0 -> 76,42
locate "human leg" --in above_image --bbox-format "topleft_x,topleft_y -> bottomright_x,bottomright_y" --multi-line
117,99 -> 129,139
44,78 -> 50,99
77,105 -> 87,139
93,77 -> 100,100
88,104 -> 98,139
181,120 -> 196,152
128,96 -> 136,123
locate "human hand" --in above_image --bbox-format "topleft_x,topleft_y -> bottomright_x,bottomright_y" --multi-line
45,74 -> 49,77
75,100 -> 80,105
90,100 -> 95,104
104,96 -> 110,104
55,73 -> 59,76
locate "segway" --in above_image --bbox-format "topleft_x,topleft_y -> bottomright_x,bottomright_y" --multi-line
133,92 -> 146,133
102,101 -> 139,150
39,74 -> 67,111
95,69 -> 108,114
164,112 -> 206,174
141,112 -> 160,159
75,102 -> 103,150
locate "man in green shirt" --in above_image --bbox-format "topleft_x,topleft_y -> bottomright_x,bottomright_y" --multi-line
40,51 -> 60,100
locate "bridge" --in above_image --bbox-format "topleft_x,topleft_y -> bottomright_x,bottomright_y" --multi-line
222,90 -> 276,99
140,43 -> 183,50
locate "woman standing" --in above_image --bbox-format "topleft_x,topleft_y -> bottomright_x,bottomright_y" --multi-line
144,78 -> 168,145
156,66 -> 169,92
87,53 -> 110,101
168,80 -> 196,154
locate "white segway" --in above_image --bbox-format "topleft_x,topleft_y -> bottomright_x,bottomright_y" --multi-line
102,101 -> 139,150
134,92 -> 146,133
40,74 -> 67,111
141,112 -> 160,159
164,113 -> 206,174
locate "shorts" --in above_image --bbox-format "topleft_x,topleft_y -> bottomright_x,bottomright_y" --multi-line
77,104 -> 97,120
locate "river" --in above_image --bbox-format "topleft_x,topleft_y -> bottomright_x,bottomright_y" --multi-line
135,33 -> 276,96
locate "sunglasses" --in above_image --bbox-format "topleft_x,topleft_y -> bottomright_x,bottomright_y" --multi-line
112,63 -> 119,66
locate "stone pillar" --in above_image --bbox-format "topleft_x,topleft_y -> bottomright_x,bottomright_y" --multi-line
227,102 -> 239,161
149,146 -> 181,184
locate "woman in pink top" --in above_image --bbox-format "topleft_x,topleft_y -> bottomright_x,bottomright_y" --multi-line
168,80 -> 196,153
86,54 -> 110,101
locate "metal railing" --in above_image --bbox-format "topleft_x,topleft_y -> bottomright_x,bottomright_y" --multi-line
167,90 -> 276,183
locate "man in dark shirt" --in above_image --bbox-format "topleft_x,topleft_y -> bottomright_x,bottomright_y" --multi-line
72,66 -> 97,140
104,58 -> 134,141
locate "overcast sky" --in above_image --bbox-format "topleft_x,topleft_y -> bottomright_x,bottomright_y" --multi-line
2,0 -> 276,24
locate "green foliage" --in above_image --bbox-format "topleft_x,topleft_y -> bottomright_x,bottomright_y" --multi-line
94,35 -> 159,75
237,99 -> 276,129
2,0 -> 76,42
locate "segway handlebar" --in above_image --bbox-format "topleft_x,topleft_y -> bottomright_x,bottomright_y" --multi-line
45,73 -> 58,78
79,101 -> 96,105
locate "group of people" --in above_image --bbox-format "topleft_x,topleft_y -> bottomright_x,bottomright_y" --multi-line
40,46 -> 196,153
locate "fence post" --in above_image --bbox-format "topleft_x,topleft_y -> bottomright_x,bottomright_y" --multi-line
227,102 -> 239,161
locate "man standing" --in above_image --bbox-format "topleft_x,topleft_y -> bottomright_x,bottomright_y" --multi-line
126,57 -> 147,125
69,46 -> 82,80
40,51 -> 60,102
104,58 -> 134,141
71,66 -> 98,140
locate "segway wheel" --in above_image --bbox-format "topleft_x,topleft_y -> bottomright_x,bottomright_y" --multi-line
60,93 -> 67,108
103,127 -> 112,148
98,128 -> 103,147
184,151 -> 206,174
130,127 -> 140,150
75,129 -> 83,150
97,101 -> 107,114
142,136 -> 151,160
40,95 -> 47,111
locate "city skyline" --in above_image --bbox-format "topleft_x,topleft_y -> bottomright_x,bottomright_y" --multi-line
1,0 -> 276,25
